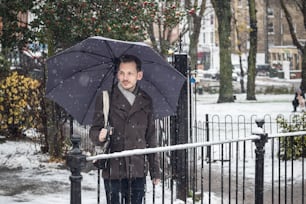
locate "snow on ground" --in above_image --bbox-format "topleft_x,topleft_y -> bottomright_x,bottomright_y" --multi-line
0,93 -> 304,203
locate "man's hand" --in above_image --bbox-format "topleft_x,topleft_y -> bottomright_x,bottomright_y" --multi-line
152,178 -> 160,185
99,128 -> 108,142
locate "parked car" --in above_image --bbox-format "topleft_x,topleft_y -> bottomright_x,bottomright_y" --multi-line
256,64 -> 271,76
190,69 -> 218,80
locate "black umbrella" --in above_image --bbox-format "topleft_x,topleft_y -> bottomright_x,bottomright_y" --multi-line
46,36 -> 186,125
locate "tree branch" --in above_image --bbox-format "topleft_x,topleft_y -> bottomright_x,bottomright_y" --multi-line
279,0 -> 303,52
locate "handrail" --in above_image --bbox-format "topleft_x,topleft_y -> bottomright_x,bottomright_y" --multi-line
268,131 -> 306,138
86,135 -> 260,161
86,131 -> 306,161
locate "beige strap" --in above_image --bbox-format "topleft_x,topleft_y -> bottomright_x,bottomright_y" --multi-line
102,91 -> 109,127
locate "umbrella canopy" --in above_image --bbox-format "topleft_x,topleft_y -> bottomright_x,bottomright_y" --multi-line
46,36 -> 186,125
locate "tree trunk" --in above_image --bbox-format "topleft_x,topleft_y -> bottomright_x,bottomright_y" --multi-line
246,0 -> 257,100
211,0 -> 234,103
301,46 -> 306,91
186,0 -> 207,70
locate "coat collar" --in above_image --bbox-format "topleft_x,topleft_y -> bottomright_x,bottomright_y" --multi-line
111,85 -> 151,118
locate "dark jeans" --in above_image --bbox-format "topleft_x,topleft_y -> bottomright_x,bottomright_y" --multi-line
104,178 -> 146,204
292,99 -> 298,111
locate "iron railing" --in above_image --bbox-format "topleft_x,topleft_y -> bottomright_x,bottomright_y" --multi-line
66,118 -> 306,204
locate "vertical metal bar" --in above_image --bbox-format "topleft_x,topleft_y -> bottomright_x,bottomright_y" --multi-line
271,138 -> 275,204
236,141 -> 239,204
285,138 -> 287,204
208,144 -> 212,204
193,147 -> 196,204
302,135 -> 305,204
201,146 -> 204,204
278,138 -> 281,204
221,144 -> 224,204
153,181 -> 155,204
290,136 -> 294,204
128,157 -> 132,204
171,175 -> 174,204
243,140 -> 246,204
97,169 -> 100,204
229,143 -> 231,204
162,151 -> 165,204
206,114 -> 211,162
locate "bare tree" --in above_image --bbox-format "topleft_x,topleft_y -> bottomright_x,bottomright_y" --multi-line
232,7 -> 248,93
279,0 -> 306,91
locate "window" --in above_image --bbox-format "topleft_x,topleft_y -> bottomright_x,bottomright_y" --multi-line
238,0 -> 243,7
203,33 -> 206,44
267,8 -> 274,17
281,24 -> 283,34
268,22 -> 274,34
210,32 -> 213,44
210,14 -> 214,25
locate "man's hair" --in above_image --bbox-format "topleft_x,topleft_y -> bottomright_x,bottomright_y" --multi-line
119,55 -> 142,72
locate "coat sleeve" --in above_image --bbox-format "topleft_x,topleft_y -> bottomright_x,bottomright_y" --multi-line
89,93 -> 106,146
146,105 -> 161,180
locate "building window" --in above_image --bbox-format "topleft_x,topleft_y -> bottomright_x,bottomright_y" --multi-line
268,38 -> 274,46
210,14 -> 214,25
203,33 -> 206,44
267,7 -> 274,17
268,22 -> 274,34
238,0 -> 242,7
210,32 -> 213,44
281,23 -> 283,34
280,10 -> 283,18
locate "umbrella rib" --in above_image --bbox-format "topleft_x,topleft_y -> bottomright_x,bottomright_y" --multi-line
104,42 -> 140,60
142,77 -> 178,115
46,61 -> 113,95
80,64 -> 116,124
66,50 -> 113,63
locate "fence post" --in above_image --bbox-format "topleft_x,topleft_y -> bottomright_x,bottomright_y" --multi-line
66,134 -> 86,204
173,53 -> 189,201
253,119 -> 268,204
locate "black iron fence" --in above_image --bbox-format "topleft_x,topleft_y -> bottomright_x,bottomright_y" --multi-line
66,115 -> 306,204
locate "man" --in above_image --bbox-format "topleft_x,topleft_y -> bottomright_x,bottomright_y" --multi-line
89,55 -> 160,204
292,88 -> 305,112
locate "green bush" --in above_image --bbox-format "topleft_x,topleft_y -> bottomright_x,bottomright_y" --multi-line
276,114 -> 306,160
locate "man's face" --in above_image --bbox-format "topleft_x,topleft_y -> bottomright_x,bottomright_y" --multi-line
117,61 -> 143,92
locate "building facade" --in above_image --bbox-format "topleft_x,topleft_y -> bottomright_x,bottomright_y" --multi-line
232,0 -> 306,79
193,0 -> 305,79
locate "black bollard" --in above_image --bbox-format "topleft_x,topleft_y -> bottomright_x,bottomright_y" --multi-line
66,134 -> 86,204
253,119 -> 268,204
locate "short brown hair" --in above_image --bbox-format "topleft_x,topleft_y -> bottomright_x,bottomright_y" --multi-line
119,55 -> 142,72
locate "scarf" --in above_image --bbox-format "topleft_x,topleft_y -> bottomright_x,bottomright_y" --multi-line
117,83 -> 136,106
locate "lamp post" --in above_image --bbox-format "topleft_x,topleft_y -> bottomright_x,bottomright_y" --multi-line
66,134 -> 86,204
